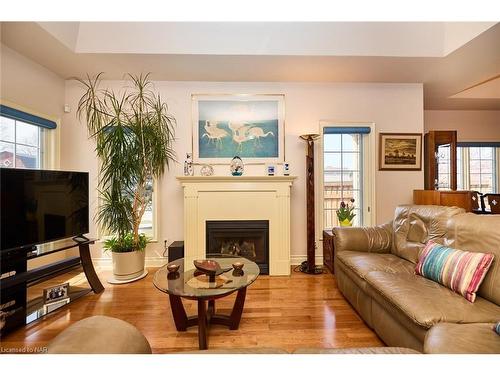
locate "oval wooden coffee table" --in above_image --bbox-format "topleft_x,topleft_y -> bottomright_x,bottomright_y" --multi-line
153,254 -> 260,350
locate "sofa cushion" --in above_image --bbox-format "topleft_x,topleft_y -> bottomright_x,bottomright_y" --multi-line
364,271 -> 500,329
392,205 -> 465,264
415,241 -> 494,302
336,251 -> 414,281
446,213 -> 500,305
424,323 -> 500,354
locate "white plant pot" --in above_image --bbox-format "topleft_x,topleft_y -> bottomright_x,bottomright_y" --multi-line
111,250 -> 146,282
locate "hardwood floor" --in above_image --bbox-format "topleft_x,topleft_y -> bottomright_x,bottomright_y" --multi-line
1,267 -> 384,353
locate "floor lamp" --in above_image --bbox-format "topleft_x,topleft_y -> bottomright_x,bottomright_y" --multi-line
299,134 -> 323,274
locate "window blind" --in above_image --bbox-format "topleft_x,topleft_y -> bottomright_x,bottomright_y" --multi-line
323,126 -> 371,135
0,105 -> 57,129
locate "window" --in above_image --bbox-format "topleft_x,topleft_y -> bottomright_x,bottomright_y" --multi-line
459,145 -> 498,194
437,143 -> 499,195
99,174 -> 158,241
138,177 -> 157,239
0,105 -> 57,170
465,146 -> 496,194
0,116 -> 44,169
321,125 -> 374,228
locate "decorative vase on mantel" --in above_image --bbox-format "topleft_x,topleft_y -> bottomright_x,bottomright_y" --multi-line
230,156 -> 244,176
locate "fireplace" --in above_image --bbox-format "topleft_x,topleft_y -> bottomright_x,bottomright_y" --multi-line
206,220 -> 269,274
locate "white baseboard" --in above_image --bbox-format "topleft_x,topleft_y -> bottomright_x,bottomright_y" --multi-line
290,255 -> 324,266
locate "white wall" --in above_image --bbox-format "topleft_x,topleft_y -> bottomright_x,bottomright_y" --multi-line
62,80 -> 424,264
1,44 -> 66,268
1,44 -> 64,119
425,110 -> 500,142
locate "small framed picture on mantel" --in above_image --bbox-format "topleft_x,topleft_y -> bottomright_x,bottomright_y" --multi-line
379,133 -> 422,171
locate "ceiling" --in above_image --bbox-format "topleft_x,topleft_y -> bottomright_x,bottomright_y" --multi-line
37,22 -> 495,57
1,22 -> 500,110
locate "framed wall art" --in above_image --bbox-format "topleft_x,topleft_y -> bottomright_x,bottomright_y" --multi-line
379,133 -> 422,171
192,94 -> 285,164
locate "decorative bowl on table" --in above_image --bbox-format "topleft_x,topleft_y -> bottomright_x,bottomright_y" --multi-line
167,263 -> 180,273
193,259 -> 221,275
193,259 -> 231,282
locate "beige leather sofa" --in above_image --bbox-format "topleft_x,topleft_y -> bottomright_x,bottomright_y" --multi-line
333,205 -> 500,353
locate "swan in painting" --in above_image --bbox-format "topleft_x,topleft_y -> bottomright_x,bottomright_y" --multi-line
228,121 -> 246,135
232,132 -> 249,153
247,127 -> 274,146
202,121 -> 229,148
247,127 -> 274,139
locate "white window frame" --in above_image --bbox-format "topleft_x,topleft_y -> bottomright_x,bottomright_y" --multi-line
316,121 -> 376,244
0,100 -> 60,170
457,145 -> 499,193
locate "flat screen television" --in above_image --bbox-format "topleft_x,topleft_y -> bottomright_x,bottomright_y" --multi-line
0,168 -> 89,252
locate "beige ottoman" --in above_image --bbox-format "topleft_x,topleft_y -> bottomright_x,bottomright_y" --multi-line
424,323 -> 500,354
47,316 -> 152,354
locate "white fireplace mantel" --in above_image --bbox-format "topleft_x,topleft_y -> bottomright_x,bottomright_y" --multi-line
177,176 -> 296,275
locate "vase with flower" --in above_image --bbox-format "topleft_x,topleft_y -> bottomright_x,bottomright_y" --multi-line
337,199 -> 356,227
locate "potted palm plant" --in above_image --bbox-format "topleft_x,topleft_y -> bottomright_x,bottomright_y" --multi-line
76,73 -> 175,283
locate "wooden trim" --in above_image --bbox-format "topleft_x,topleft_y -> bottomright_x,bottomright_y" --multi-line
423,130 -> 458,190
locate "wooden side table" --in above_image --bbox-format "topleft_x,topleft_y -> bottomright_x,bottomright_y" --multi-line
323,230 -> 335,274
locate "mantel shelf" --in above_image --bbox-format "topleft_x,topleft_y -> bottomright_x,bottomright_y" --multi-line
176,175 -> 297,183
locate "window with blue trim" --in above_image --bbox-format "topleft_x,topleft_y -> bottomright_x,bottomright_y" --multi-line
323,126 -> 371,228
0,114 -> 44,169
0,105 -> 57,169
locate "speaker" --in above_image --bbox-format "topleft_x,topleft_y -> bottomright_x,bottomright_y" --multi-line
168,241 -> 184,262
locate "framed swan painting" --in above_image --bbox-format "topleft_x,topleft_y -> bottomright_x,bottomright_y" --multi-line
191,94 -> 285,164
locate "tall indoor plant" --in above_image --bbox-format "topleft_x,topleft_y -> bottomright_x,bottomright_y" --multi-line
77,73 -> 175,282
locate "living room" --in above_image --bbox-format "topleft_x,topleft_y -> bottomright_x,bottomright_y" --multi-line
1,0 -> 499,372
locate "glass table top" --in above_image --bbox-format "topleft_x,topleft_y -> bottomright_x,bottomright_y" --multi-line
153,254 -> 260,299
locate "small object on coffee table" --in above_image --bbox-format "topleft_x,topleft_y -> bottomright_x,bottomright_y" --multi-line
167,264 -> 180,273
232,261 -> 244,270
193,259 -> 231,282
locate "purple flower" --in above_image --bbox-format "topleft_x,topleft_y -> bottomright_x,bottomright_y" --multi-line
350,198 -> 355,203
340,201 -> 346,208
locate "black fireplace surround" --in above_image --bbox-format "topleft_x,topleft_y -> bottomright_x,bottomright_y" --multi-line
206,220 -> 269,274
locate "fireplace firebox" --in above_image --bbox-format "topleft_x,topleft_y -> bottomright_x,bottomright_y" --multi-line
206,220 -> 269,274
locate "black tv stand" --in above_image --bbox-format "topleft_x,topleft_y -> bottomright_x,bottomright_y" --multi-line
0,238 -> 104,335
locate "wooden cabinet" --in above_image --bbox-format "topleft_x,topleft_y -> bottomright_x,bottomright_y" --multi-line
413,189 -> 475,212
323,230 -> 335,274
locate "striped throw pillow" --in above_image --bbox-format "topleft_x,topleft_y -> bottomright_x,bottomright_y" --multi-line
415,241 -> 494,302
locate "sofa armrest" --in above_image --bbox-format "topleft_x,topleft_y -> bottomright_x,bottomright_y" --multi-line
332,221 -> 392,254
